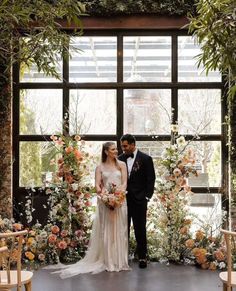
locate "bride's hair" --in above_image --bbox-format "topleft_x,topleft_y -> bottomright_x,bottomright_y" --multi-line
102,142 -> 121,170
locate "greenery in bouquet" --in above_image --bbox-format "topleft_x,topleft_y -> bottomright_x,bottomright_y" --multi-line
21,134 -> 95,267
153,125 -> 198,262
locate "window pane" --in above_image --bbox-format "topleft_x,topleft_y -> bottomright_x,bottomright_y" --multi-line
20,89 -> 63,135
187,141 -> 221,187
178,36 -> 221,82
124,89 -> 171,134
190,193 -> 222,235
69,90 -> 116,135
178,89 -> 221,135
69,37 -> 117,83
20,142 -> 59,187
136,140 -> 170,159
124,36 -> 171,82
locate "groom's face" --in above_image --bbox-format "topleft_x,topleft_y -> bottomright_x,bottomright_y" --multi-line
120,140 -> 135,155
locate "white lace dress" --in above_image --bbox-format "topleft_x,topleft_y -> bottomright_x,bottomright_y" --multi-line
55,169 -> 130,278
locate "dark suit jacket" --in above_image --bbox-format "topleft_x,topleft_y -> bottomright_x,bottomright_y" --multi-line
119,150 -> 156,203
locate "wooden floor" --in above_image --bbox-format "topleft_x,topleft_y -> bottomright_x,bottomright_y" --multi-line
31,262 -> 223,291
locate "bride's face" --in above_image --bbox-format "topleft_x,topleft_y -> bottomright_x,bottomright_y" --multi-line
106,144 -> 118,159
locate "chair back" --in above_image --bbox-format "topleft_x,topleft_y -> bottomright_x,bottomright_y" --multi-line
220,229 -> 236,290
0,230 -> 28,290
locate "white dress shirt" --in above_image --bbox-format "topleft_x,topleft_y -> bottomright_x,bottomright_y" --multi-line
127,149 -> 138,177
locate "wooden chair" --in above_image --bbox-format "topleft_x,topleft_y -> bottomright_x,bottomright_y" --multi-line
219,229 -> 236,291
0,230 -> 33,291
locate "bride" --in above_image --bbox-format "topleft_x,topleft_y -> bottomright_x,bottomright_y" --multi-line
55,141 -> 130,278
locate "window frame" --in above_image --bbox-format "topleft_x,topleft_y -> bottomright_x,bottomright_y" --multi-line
13,28 -> 227,211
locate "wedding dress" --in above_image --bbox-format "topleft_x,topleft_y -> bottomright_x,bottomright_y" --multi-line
53,168 -> 130,278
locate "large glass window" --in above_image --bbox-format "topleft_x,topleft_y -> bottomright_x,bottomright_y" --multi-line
14,32 -> 224,213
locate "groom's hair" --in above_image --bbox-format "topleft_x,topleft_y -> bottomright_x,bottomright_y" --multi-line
120,134 -> 136,145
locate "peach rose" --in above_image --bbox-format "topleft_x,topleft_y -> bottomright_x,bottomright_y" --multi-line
51,225 -> 60,234
65,146 -> 73,154
214,250 -> 225,261
185,239 -> 195,249
48,234 -> 57,244
195,230 -> 205,241
180,226 -> 188,235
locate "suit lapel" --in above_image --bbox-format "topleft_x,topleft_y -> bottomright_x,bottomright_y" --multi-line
129,150 -> 140,178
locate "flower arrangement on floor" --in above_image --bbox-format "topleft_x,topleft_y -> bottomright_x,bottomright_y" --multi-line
153,126 -> 198,262
10,134 -> 95,268
184,228 -> 226,270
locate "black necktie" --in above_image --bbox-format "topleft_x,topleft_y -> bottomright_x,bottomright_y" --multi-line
126,153 -> 134,159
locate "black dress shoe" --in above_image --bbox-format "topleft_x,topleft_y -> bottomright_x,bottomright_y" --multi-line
139,259 -> 147,269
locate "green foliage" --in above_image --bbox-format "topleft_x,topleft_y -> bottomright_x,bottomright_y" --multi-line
188,0 -> 236,84
80,0 -> 196,16
0,0 -> 86,80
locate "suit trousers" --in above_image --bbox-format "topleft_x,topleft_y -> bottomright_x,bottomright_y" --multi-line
127,198 -> 147,260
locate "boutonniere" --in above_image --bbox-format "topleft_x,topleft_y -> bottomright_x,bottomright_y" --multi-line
132,160 -> 141,172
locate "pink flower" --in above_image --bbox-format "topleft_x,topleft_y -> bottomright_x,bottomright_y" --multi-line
75,230 -> 82,237
48,234 -> 57,244
57,240 -> 67,250
173,168 -> 182,177
60,230 -> 69,238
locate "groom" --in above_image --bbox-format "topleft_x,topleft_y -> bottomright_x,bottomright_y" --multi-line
119,134 -> 156,268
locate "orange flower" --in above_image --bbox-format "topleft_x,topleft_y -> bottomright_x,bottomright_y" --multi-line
214,250 -> 225,261
180,226 -> 188,235
196,255 -> 207,264
74,149 -> 82,160
48,234 -> 57,244
13,223 -> 22,231
25,251 -> 35,261
183,219 -> 192,225
185,239 -> 195,249
195,230 -> 205,241
51,225 -> 60,234
65,146 -> 73,154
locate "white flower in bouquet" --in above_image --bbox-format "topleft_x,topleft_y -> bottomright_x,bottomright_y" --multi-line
71,183 -> 79,191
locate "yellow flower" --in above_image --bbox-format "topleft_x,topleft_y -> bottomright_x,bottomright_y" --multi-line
209,262 -> 217,270
25,251 -> 35,261
27,237 -> 35,246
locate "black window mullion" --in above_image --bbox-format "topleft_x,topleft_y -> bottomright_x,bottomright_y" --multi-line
117,34 -> 124,151
63,45 -> 70,136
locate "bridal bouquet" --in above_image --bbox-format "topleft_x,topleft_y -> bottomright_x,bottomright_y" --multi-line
99,183 -> 126,210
